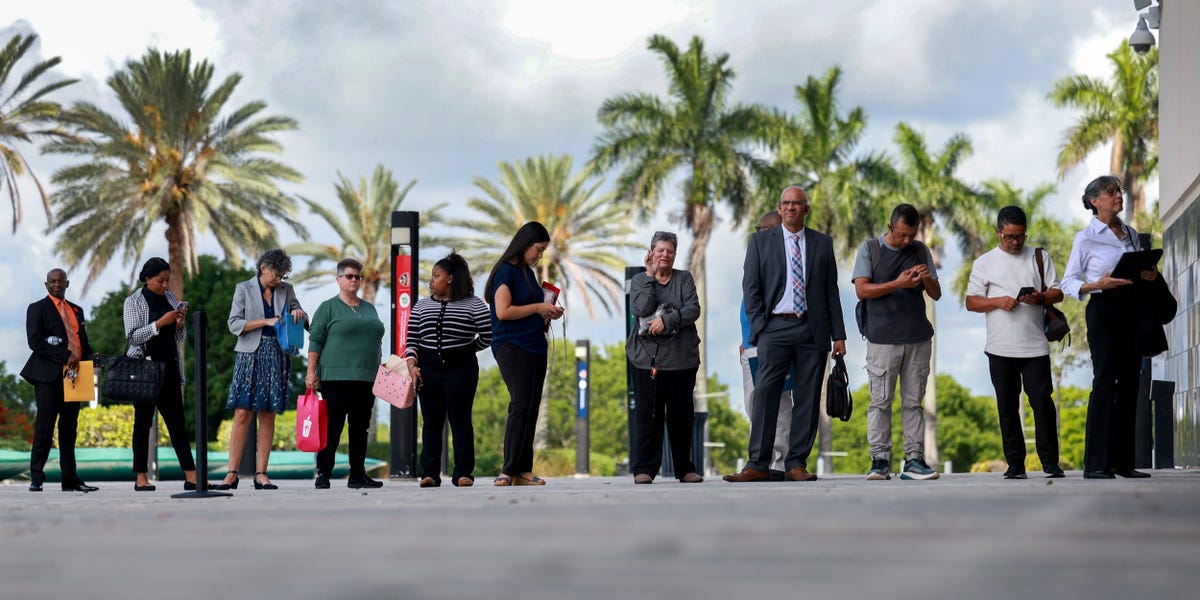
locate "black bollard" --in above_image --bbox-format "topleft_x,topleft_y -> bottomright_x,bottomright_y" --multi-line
173,311 -> 232,499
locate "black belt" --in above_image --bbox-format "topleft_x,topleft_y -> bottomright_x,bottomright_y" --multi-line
774,312 -> 807,321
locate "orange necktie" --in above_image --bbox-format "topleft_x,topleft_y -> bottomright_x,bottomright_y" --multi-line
56,300 -> 81,359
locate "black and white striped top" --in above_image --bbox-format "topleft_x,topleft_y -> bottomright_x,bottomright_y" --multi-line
404,296 -> 492,360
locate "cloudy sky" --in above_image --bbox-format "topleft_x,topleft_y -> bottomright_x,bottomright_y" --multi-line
2,0 -> 1152,407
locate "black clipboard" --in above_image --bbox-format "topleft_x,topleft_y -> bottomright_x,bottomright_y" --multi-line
1112,249 -> 1162,280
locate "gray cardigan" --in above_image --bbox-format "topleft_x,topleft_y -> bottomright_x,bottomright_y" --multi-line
227,277 -> 305,353
626,269 -> 701,371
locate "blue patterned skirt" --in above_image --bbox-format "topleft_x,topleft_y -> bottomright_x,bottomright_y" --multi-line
226,336 -> 291,413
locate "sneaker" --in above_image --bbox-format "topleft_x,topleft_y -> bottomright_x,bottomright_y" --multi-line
866,458 -> 891,481
900,457 -> 940,480
348,475 -> 384,489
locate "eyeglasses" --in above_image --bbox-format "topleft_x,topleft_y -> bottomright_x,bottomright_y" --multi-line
266,270 -> 289,280
1101,184 -> 1123,196
340,274 -> 363,281
999,233 -> 1027,243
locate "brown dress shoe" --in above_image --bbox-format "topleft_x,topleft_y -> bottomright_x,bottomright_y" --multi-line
784,466 -> 818,481
679,472 -> 703,483
722,467 -> 771,482
634,474 -> 653,484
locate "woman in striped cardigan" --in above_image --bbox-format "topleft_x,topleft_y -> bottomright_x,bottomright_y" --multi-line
405,252 -> 492,487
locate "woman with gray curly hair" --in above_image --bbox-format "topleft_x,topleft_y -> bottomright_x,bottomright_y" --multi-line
217,248 -> 307,491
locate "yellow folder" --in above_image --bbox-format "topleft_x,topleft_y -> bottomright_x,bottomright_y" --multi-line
63,360 -> 95,403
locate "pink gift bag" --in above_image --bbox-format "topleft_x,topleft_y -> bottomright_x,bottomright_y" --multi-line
295,388 -> 327,452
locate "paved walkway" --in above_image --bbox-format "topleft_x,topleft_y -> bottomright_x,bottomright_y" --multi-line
2,470 -> 1199,599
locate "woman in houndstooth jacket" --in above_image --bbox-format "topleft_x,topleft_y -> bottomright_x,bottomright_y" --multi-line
122,257 -> 202,491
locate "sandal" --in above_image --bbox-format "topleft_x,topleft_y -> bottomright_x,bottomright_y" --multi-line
493,475 -> 514,487
513,474 -> 546,486
455,476 -> 474,487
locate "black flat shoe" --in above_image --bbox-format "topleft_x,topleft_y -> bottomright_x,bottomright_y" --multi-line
183,480 -> 221,491
1114,469 -> 1151,478
62,482 -> 99,492
314,473 -> 330,489
254,472 -> 278,490
213,471 -> 238,490
1083,471 -> 1115,479
134,483 -> 157,492
29,482 -> 43,492
1003,470 -> 1028,479
1046,469 -> 1066,478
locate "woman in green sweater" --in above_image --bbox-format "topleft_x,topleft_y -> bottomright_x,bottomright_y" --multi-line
305,258 -> 386,489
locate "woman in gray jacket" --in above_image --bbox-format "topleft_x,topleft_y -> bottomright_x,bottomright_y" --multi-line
627,231 -> 703,484
217,249 -> 306,490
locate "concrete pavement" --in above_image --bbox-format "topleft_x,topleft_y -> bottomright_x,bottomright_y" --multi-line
2,470 -> 1199,599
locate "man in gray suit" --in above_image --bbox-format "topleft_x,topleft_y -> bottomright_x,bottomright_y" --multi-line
725,186 -> 847,482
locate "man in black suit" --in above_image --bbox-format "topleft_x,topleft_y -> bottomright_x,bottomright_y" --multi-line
725,186 -> 847,482
21,269 -> 99,492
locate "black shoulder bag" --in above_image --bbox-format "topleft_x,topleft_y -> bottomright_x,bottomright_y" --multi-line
102,344 -> 164,405
1035,248 -> 1071,344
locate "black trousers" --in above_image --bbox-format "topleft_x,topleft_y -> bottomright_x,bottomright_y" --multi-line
1084,292 -> 1141,473
632,366 -> 697,479
495,343 -> 546,476
316,380 -> 374,478
986,352 -> 1060,472
29,380 -> 81,485
133,363 -> 196,473
418,351 -> 479,483
749,316 -> 826,471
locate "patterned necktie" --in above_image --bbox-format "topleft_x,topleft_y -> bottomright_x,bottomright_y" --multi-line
789,233 -> 807,313
57,300 -> 81,359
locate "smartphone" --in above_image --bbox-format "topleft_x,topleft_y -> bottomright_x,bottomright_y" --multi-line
177,301 -> 189,312
1017,286 -> 1035,298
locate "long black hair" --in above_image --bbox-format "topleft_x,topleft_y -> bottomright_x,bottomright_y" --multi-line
434,251 -> 474,301
483,221 -> 550,304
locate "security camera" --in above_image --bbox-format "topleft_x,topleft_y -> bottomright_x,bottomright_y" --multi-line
1129,17 -> 1155,54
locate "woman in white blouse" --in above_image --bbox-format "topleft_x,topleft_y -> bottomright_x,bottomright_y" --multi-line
1060,175 -> 1160,479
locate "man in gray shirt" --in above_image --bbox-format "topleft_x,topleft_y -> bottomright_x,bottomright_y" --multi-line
851,203 -> 941,481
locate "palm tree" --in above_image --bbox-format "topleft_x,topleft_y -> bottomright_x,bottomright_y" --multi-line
890,122 -> 988,466
286,165 -> 446,305
1048,40 -> 1158,229
0,33 -> 77,232
455,155 -> 638,320
455,154 -> 638,448
591,34 -> 776,412
44,48 -> 303,296
763,65 -> 899,260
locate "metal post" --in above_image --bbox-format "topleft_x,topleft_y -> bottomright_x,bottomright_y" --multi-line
624,266 -> 640,475
389,211 -> 420,479
173,311 -> 231,498
575,340 -> 590,477
1152,380 -> 1175,469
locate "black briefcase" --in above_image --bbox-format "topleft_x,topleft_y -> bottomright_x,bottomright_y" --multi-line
825,353 -> 852,422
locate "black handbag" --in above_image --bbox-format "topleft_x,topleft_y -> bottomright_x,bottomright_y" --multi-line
825,353 -> 852,422
1035,248 -> 1071,344
102,346 -> 163,405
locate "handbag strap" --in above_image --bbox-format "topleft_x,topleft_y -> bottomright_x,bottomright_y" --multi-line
1034,248 -> 1048,292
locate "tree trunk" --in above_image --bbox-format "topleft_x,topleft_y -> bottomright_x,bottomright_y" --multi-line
165,216 -> 186,298
534,262 -> 553,450
917,222 -> 939,467
686,204 -> 713,414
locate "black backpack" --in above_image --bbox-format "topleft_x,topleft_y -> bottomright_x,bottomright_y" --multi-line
825,353 -> 852,422
854,238 -> 928,339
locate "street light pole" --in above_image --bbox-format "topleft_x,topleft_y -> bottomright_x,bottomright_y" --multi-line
389,211 -> 419,479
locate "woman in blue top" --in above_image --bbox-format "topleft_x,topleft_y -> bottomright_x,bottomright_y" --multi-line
484,222 -> 563,486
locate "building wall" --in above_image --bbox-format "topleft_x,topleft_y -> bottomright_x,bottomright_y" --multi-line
1159,2 -> 1200,467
